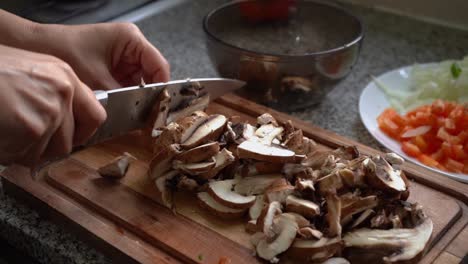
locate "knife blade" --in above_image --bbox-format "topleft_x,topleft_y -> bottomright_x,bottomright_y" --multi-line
86,78 -> 245,146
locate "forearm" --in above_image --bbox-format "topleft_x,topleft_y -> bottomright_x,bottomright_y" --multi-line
0,10 -> 65,57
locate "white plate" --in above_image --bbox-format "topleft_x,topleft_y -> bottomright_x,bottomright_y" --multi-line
359,64 -> 468,183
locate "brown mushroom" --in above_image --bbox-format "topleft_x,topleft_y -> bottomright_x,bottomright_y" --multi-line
255,124 -> 284,145
249,195 -> 266,220
350,209 -> 375,229
257,113 -> 278,126
286,237 -> 343,263
152,122 -> 184,154
364,156 -> 407,193
181,114 -> 227,149
174,142 -> 220,163
326,194 -> 342,237
148,144 -> 180,180
256,213 -> 299,263
295,178 -> 315,192
197,192 -> 246,219
317,172 -> 344,195
344,217 -> 433,263
237,141 -> 302,164
172,157 -> 216,175
198,148 -> 235,179
341,195 -> 378,225
264,179 -> 295,204
298,227 -> 323,240
234,174 -> 283,196
176,175 -> 199,192
166,94 -> 210,124
207,179 -> 256,209
285,195 -> 320,218
154,170 -> 179,208
257,201 -> 283,237
98,152 -> 135,179
150,88 -> 171,137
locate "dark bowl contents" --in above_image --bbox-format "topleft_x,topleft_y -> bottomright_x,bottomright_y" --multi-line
203,0 -> 363,110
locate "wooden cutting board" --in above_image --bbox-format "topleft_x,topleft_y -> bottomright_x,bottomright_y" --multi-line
1,94 -> 467,264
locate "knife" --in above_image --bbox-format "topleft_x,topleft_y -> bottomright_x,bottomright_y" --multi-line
87,78 -> 245,146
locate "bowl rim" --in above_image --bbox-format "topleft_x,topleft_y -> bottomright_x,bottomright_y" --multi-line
203,0 -> 364,59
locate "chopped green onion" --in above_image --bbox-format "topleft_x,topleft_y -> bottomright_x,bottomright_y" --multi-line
451,62 -> 462,79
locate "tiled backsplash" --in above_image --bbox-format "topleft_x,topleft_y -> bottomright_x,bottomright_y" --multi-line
338,0 -> 468,31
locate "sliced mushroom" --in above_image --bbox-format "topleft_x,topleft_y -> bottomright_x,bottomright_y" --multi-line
176,175 -> 199,192
341,195 -> 378,225
172,157 -> 216,175
207,179 -> 256,209
237,141 -> 301,164
256,213 -> 298,263
257,113 -> 278,126
295,178 -> 315,192
182,114 -> 227,149
246,219 -> 258,234
198,148 -> 235,179
98,153 -> 135,179
155,170 -> 179,208
152,122 -> 184,154
242,124 -> 258,141
317,172 -> 344,195
283,130 -> 317,155
326,194 -> 342,237
197,192 -> 245,219
166,94 -> 210,124
350,209 -> 375,229
254,162 -> 284,174
281,76 -> 314,92
285,195 -> 320,218
174,142 -> 220,163
344,217 -> 433,263
234,174 -> 283,196
364,156 -> 407,193
287,237 -> 343,263
384,152 -> 405,167
148,144 -> 180,180
255,124 -> 284,145
249,195 -> 266,220
257,201 -> 283,237
151,88 -> 171,136
321,257 -> 350,264
264,178 -> 295,204
298,227 -> 323,240
281,212 -> 310,228
177,111 -> 209,143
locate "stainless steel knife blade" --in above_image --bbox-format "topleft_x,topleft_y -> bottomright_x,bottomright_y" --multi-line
86,78 -> 245,146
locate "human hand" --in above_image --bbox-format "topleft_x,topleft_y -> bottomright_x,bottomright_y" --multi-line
0,45 -> 106,167
38,23 -> 170,90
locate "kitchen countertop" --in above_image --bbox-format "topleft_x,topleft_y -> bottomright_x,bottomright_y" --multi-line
1,0 -> 468,263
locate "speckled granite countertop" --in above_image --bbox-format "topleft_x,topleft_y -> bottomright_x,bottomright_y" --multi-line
1,1 -> 467,263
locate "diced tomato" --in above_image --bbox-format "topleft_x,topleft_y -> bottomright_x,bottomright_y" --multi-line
418,154 -> 439,168
437,127 -> 461,145
458,131 -> 468,145
402,142 -> 421,158
378,116 -> 401,140
452,144 -> 467,161
445,158 -> 464,173
444,118 -> 457,134
412,135 -> 428,153
431,148 -> 444,162
441,142 -> 453,159
431,99 -> 446,116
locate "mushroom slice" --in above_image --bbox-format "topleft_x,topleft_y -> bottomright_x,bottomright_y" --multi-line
176,111 -> 209,144
150,88 -> 171,136
152,122 -> 184,154
246,219 -> 258,234
249,195 -> 266,220
257,201 -> 283,237
242,124 -> 258,141
321,257 -> 350,264
255,124 -> 284,145
257,113 -> 278,126
172,157 -> 216,175
326,194 -> 342,237
295,178 -> 315,192
174,142 -> 220,163
364,156 -> 407,193
166,94 -> 210,124
384,152 -> 405,167
148,144 -> 180,180
264,179 -> 295,204
281,212 -> 310,228
344,217 -> 433,263
285,195 -> 320,218
197,192 -> 245,219
256,213 -> 299,263
317,172 -> 344,195
287,237 -> 343,263
234,174 -> 283,196
98,153 -> 135,179
176,175 -> 199,192
254,162 -> 284,174
238,141 -> 301,164
207,179 -> 256,209
350,209 -> 375,229
341,195 -> 378,224
182,114 -> 227,149
199,148 -> 235,179
155,170 -> 179,208
298,227 -> 323,240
